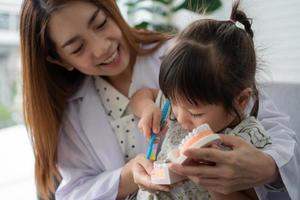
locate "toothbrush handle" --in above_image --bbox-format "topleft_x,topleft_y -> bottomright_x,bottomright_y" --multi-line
146,134 -> 156,159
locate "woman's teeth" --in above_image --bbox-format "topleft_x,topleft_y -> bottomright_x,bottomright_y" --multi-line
102,51 -> 118,65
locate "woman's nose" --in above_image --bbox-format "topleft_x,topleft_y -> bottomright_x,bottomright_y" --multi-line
90,35 -> 111,59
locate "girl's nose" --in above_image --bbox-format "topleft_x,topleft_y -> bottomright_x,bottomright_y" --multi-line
176,109 -> 190,127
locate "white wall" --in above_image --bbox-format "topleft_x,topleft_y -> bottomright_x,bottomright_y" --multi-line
172,0 -> 300,83
243,0 -> 300,83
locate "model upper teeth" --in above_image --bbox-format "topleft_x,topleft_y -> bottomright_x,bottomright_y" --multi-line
102,51 -> 118,64
178,124 -> 210,149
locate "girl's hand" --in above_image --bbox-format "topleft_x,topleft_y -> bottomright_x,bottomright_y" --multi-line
138,104 -> 162,139
169,135 -> 278,194
132,154 -> 170,193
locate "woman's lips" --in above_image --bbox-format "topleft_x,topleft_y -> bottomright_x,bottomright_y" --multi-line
96,45 -> 121,68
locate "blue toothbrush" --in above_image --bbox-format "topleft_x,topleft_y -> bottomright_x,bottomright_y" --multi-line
146,100 -> 170,160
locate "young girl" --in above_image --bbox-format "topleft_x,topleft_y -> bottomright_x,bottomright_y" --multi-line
132,1 -> 272,199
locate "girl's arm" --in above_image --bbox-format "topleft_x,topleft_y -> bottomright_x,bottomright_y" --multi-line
131,88 -> 158,118
131,88 -> 161,138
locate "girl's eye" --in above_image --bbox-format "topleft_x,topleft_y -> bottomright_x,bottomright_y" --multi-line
95,18 -> 107,30
189,112 -> 203,118
71,44 -> 84,55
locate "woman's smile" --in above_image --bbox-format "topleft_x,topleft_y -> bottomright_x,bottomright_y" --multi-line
97,45 -> 122,68
48,1 -> 130,77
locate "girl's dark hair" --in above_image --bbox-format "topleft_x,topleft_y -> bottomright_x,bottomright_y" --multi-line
159,0 -> 259,119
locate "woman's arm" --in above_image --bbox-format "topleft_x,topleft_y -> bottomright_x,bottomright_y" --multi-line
169,135 -> 278,194
257,90 -> 298,199
209,189 -> 258,200
56,127 -> 126,200
116,156 -> 139,199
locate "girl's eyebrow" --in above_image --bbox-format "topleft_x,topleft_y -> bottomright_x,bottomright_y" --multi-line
61,8 -> 101,49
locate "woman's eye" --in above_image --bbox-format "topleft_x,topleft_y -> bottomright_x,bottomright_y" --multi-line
95,18 -> 107,30
71,44 -> 83,55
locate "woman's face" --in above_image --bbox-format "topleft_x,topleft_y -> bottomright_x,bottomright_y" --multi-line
47,1 -> 130,77
171,100 -> 235,133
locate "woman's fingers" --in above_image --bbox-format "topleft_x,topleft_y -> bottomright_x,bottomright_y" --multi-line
135,154 -> 153,174
218,134 -> 245,149
133,155 -> 170,192
183,147 -> 230,164
170,162 -> 226,178
170,136 -> 278,194
188,175 -> 248,194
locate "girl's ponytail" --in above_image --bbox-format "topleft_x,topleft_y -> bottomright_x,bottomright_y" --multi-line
230,0 -> 254,38
231,0 -> 259,118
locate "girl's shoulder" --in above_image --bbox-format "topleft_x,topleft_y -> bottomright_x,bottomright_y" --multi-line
225,116 -> 271,149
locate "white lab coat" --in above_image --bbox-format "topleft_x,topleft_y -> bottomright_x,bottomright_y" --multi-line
55,41 -> 299,200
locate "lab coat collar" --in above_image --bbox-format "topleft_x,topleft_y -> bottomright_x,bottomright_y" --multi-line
78,77 -> 125,170
68,76 -> 91,101
93,77 -> 129,119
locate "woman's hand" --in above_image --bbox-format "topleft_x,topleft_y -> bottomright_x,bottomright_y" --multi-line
169,135 -> 278,194
132,154 -> 170,193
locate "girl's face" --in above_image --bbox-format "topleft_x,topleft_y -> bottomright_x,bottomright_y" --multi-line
47,1 -> 130,77
171,101 -> 235,133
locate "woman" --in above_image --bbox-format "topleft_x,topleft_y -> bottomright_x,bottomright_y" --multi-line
19,0 -> 298,200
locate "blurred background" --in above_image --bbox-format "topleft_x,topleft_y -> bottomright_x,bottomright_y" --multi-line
0,0 -> 299,199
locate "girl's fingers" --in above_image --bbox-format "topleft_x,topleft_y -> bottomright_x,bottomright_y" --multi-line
152,109 -> 162,133
138,116 -> 152,138
159,123 -> 168,135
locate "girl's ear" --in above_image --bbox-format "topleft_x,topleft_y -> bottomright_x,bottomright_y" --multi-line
46,56 -> 74,71
235,88 -> 253,113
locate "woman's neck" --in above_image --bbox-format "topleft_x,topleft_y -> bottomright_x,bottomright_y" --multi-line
106,65 -> 133,97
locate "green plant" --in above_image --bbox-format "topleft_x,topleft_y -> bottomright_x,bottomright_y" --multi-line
0,103 -> 16,128
123,0 -> 221,32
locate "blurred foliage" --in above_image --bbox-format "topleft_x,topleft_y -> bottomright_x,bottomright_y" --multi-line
0,103 -> 16,129
122,0 -> 221,32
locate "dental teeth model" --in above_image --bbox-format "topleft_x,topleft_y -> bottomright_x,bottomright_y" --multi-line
151,124 -> 221,185
150,161 -> 186,185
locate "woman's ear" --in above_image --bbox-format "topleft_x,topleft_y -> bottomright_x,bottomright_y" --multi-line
46,56 -> 74,71
235,88 -> 253,113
